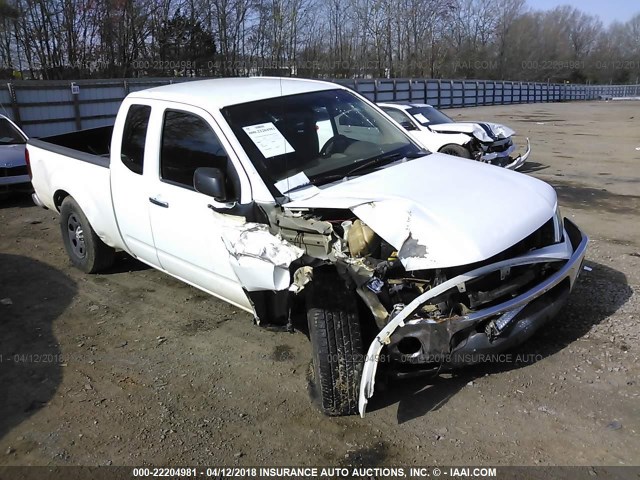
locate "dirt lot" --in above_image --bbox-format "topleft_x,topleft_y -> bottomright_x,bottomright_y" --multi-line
0,101 -> 639,467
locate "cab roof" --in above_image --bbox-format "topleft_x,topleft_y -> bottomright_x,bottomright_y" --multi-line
128,77 -> 342,109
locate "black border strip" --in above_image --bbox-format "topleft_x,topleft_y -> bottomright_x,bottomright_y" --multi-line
27,138 -> 110,168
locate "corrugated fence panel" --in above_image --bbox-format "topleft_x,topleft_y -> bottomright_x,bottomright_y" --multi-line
425,81 -> 439,105
409,81 -> 426,103
375,80 -> 396,102
19,104 -> 74,122
78,100 -> 121,118
82,118 -> 115,130
4,78 -> 639,137
353,80 -> 375,102
78,85 -> 125,101
29,121 -> 77,138
0,88 -> 13,120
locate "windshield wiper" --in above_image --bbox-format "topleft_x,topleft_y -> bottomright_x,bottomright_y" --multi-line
344,149 -> 429,177
283,149 -> 429,195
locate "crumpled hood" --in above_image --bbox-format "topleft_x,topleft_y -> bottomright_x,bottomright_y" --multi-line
284,154 -> 557,270
429,122 -> 515,143
0,144 -> 27,168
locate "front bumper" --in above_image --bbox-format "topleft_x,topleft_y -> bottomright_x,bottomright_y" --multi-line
358,218 -> 588,416
480,138 -> 530,170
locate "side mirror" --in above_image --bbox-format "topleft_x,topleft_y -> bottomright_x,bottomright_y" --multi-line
194,167 -> 227,202
401,121 -> 418,131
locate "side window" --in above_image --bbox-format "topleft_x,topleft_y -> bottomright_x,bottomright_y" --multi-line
335,109 -> 382,142
160,110 -> 232,191
383,108 -> 410,125
121,105 -> 151,174
338,109 -> 371,127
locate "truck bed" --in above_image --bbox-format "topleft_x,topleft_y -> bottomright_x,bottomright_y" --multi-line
28,125 -> 113,168
27,125 -> 124,251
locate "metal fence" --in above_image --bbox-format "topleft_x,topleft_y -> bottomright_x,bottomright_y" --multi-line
2,78 -> 639,138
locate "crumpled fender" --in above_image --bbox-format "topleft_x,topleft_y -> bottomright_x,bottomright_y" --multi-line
219,219 -> 304,291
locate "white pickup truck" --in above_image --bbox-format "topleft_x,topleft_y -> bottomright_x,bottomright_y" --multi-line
28,78 -> 588,417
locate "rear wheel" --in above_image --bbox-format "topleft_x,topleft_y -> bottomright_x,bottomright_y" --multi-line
60,196 -> 115,273
439,143 -> 472,159
306,269 -> 364,416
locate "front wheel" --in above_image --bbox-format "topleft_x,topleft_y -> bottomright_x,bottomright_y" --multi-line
306,269 -> 364,416
439,143 -> 472,159
60,196 -> 115,273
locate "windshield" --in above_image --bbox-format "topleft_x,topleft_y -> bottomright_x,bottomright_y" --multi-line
0,118 -> 26,145
406,106 -> 453,126
222,89 -> 422,198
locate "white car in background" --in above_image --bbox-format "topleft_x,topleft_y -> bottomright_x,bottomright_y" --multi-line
378,102 -> 530,170
0,114 -> 30,190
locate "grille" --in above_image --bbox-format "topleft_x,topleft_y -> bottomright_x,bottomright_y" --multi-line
486,138 -> 513,153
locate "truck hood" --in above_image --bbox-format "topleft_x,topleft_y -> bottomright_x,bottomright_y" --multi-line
0,144 -> 27,168
284,154 -> 557,270
429,122 -> 515,143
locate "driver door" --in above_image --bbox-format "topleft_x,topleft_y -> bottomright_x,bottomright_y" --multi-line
146,104 -> 253,311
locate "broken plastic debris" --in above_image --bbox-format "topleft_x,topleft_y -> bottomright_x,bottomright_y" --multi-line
0,298 -> 13,306
289,266 -> 313,294
221,223 -> 303,267
583,265 -> 593,272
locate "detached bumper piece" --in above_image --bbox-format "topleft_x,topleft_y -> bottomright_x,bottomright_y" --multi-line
358,219 -> 587,417
480,138 -> 530,170
504,138 -> 530,170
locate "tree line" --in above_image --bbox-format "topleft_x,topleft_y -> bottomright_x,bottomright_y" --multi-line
0,0 -> 638,83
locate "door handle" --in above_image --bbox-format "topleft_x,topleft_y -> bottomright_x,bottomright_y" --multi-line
149,197 -> 169,208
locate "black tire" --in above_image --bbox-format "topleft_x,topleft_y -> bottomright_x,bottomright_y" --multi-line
59,196 -> 115,273
306,269 -> 364,416
439,143 -> 472,159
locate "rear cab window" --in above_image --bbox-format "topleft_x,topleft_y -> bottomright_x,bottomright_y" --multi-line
121,105 -> 151,174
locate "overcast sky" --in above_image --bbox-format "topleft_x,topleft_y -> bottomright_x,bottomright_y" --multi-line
529,0 -> 639,25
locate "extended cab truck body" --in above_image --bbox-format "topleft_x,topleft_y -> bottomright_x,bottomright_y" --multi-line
28,78 -> 588,417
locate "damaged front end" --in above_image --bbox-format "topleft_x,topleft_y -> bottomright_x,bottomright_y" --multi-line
471,136 -> 530,170
220,195 -> 587,418
357,216 -> 587,416
432,121 -> 530,170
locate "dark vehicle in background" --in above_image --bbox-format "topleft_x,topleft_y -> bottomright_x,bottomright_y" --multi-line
0,114 -> 30,191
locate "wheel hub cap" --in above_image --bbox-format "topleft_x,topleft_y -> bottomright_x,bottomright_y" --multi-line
67,214 -> 86,258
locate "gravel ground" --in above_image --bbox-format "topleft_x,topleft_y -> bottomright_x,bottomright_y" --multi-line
0,100 -> 638,467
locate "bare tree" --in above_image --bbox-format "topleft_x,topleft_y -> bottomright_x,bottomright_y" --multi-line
0,0 -> 638,83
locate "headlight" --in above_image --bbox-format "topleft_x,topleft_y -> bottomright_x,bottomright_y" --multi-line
553,205 -> 564,243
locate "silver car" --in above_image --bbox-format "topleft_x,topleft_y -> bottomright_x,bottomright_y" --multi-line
0,114 -> 30,189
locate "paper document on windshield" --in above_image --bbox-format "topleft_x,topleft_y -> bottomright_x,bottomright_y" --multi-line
274,172 -> 320,200
413,113 -> 429,124
242,122 -> 295,158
